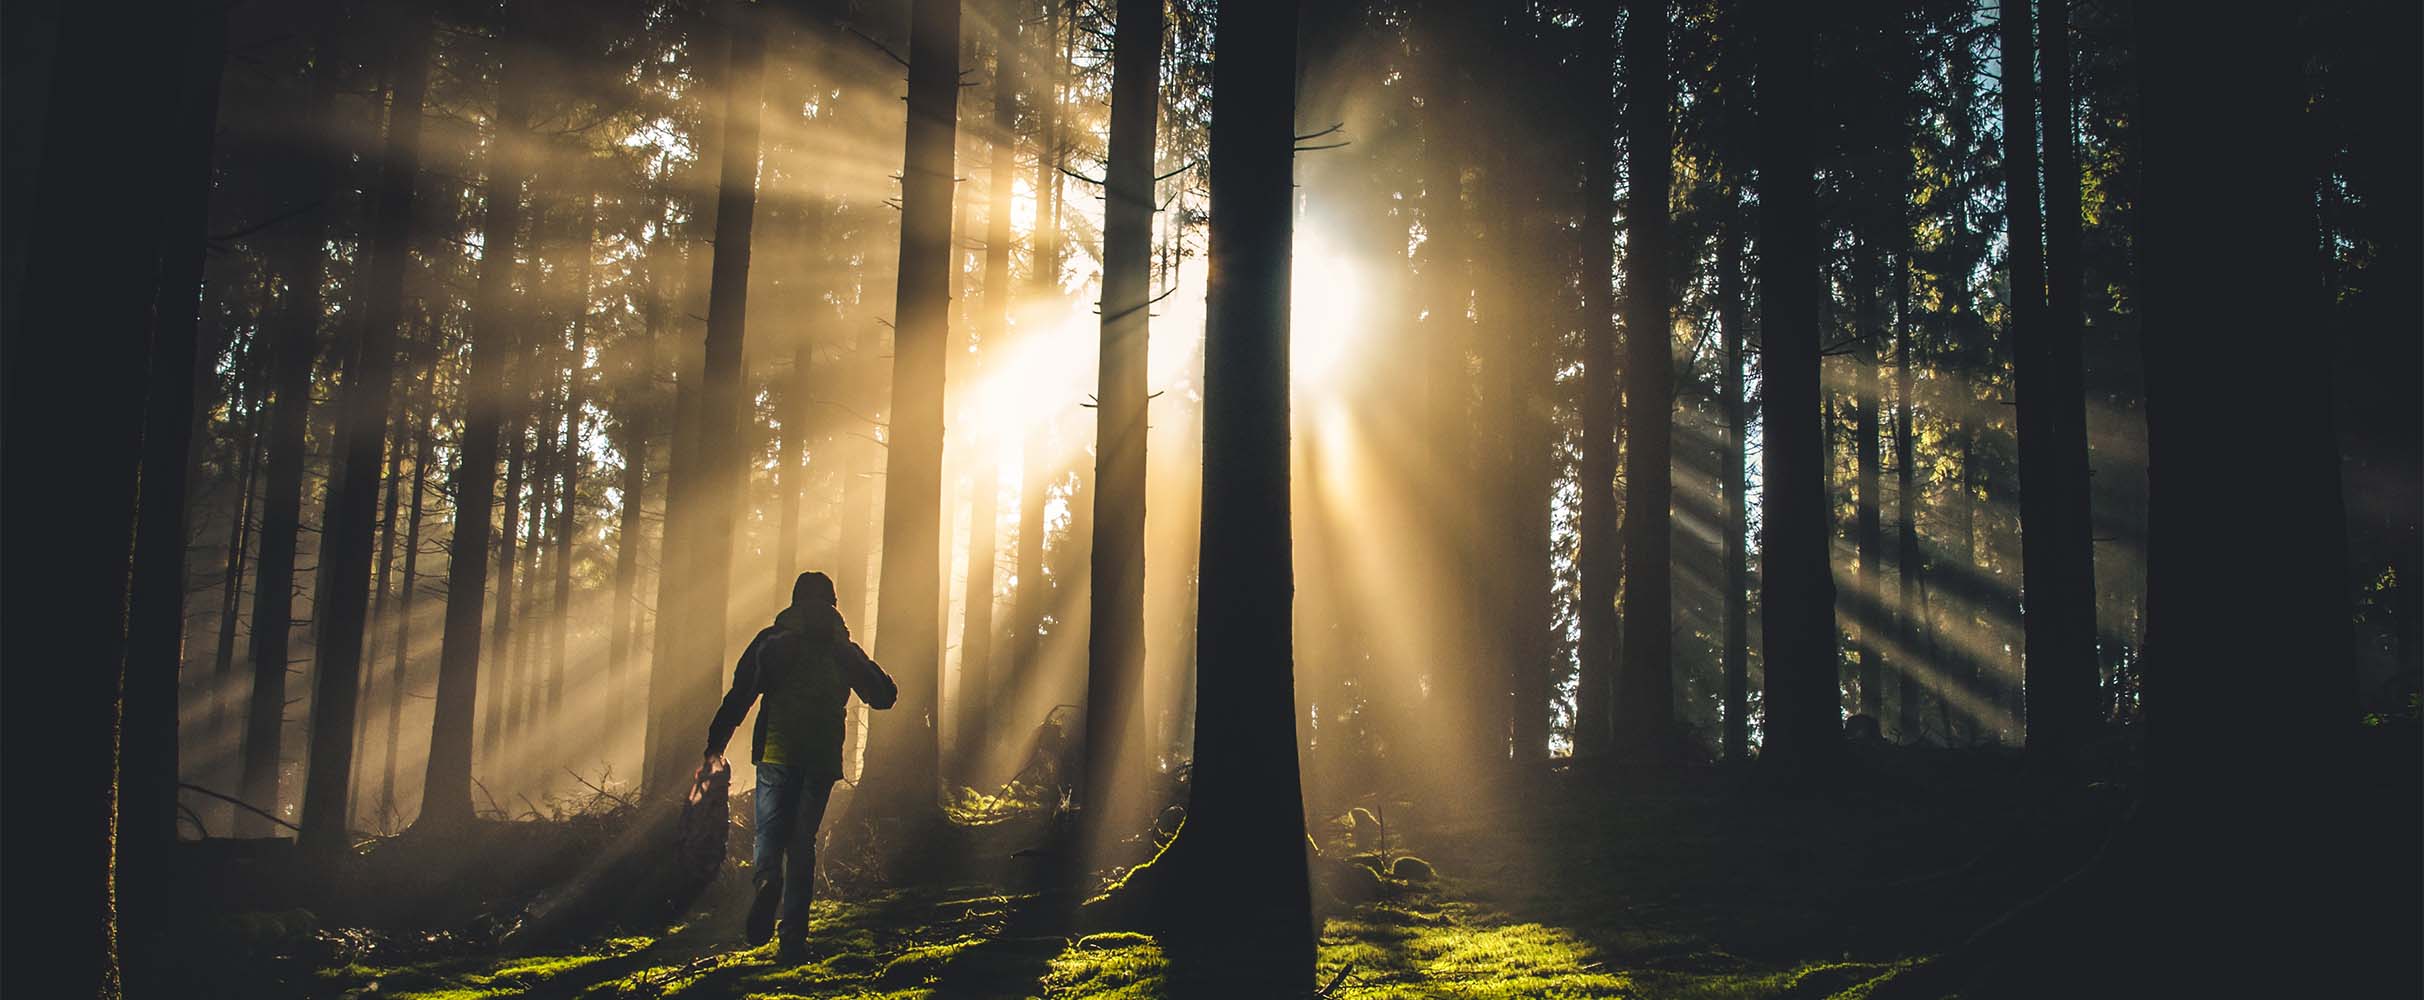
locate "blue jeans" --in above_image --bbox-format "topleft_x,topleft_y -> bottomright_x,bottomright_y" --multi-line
752,762 -> 838,931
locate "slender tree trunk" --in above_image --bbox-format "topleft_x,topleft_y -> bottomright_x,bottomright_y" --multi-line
1009,0 -> 1064,725
774,183 -> 827,593
1155,1 -> 1313,986
958,17 -> 1018,765
1616,0 -> 1678,759
422,8 -> 537,828
1855,235 -> 1884,721
213,381 -> 267,784
861,0 -> 960,825
1892,245 -> 1923,742
243,15 -> 345,836
1755,0 -> 1837,768
380,398 -> 432,834
301,13 -> 430,854
1077,0 -> 1162,865
656,0 -> 767,798
609,251 -> 659,754
1574,2 -> 1620,760
552,189 -> 593,730
1718,187 -> 1750,763
2019,0 -> 2098,762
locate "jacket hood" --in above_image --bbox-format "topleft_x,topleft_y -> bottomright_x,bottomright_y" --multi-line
774,601 -> 847,642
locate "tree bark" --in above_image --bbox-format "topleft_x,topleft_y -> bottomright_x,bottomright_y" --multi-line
2020,0 -> 2098,760
301,11 -> 431,855
1718,187 -> 1750,762
1077,0 -> 1162,868
380,395 -> 433,834
422,5 -> 538,828
242,14 -> 346,837
120,0 -> 230,966
1574,2 -> 1620,760
861,0 -> 960,826
1754,0 -> 1838,768
1855,235 -> 1884,721
1153,1 -> 1314,987
1616,0 -> 1679,759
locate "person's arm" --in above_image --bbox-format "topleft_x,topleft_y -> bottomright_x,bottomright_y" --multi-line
838,641 -> 898,710
703,632 -> 770,757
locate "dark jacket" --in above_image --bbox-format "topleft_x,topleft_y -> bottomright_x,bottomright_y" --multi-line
703,602 -> 897,775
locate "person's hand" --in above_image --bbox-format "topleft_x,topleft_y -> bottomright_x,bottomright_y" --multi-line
700,752 -> 726,774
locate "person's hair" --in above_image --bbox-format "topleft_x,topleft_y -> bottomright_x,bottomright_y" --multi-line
792,570 -> 838,609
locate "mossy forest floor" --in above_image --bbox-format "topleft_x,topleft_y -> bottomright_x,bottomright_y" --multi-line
162,749 -> 2223,999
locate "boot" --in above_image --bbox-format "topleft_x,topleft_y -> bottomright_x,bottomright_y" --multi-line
773,920 -> 810,964
744,876 -> 781,947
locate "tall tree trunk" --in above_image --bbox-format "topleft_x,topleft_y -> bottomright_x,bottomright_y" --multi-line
552,188 -> 593,730
2019,0 -> 2097,761
380,397 -> 432,834
1754,0 -> 1837,768
243,15 -> 346,836
959,16 -> 1018,765
1999,0 -> 2093,760
1077,0 -> 1162,868
1616,0 -> 1679,759
4,2 -> 188,982
213,379 -> 268,791
609,250 -> 660,754
1892,245 -> 1923,742
1718,187 -> 1751,762
2125,3 -> 2355,983
775,176 -> 830,594
301,12 -> 431,855
659,0 -> 768,799
861,0 -> 959,825
1006,0 -> 1063,751
1154,1 -> 1313,987
1855,235 -> 1884,721
1574,2 -> 1620,760
422,7 -> 537,828
120,0 -> 230,963
644,231 -> 704,794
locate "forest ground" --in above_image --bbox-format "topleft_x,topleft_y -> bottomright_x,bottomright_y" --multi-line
160,735 -> 2420,999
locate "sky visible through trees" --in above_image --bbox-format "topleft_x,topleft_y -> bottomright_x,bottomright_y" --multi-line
1,0 -> 2416,996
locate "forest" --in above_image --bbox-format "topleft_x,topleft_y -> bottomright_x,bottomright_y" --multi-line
2,0 -> 2417,996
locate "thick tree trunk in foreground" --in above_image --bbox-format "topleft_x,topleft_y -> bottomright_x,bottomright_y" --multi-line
1078,0 -> 1162,868
2132,1 -> 2359,985
1147,2 -> 1314,991
1754,0 -> 1838,768
861,0 -> 960,825
4,3 -> 186,985
422,14 -> 537,829
120,0 -> 228,961
302,13 -> 431,856
1616,0 -> 1678,759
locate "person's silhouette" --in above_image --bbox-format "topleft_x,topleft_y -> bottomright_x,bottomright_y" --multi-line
702,570 -> 897,960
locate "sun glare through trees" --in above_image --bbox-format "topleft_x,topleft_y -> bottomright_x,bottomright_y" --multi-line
2,0 -> 2415,997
